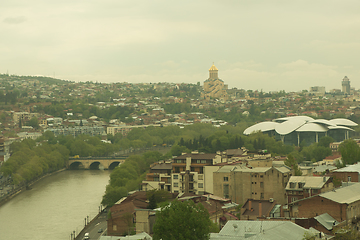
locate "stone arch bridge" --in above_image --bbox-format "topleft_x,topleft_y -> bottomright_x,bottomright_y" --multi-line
68,156 -> 127,170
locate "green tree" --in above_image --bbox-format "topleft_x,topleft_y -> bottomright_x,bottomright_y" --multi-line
339,139 -> 360,165
285,154 -> 302,176
153,200 -> 212,240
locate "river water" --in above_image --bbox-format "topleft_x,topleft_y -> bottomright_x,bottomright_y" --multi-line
0,170 -> 110,240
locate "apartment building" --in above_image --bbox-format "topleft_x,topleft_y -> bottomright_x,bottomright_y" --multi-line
172,152 -> 221,195
285,176 -> 334,204
213,165 -> 291,205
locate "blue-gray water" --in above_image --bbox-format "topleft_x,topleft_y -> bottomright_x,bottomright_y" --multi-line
0,170 -> 110,240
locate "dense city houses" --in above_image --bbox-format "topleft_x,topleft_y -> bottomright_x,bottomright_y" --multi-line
2,66 -> 360,239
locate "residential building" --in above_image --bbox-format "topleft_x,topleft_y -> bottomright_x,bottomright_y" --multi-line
333,162 -> 360,183
310,86 -> 325,96
141,161 -> 172,192
295,213 -> 340,235
285,176 -> 334,204
46,126 -> 106,137
288,182 -> 360,223
213,165 -> 291,205
107,124 -> 161,136
240,199 -> 279,220
107,191 -> 149,236
209,220 -> 315,240
172,152 -> 222,195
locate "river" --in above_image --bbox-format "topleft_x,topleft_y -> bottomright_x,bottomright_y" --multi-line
0,170 -> 111,240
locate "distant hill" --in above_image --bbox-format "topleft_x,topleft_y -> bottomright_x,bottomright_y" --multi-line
0,73 -> 71,85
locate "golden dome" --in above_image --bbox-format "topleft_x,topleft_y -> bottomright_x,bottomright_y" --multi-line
209,64 -> 218,71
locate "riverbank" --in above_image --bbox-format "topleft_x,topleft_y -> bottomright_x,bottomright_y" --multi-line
0,168 -> 66,207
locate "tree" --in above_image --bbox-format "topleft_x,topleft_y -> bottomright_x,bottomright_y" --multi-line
153,200 -> 212,240
339,139 -> 360,165
285,154 -> 302,176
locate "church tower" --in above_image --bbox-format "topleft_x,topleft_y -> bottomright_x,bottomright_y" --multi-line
202,63 -> 228,101
209,63 -> 218,80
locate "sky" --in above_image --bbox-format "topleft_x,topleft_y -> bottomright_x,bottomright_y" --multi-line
1,0 -> 360,92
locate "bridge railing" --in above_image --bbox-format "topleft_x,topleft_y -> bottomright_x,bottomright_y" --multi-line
69,156 -> 128,160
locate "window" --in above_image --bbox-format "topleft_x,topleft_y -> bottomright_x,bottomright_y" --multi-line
223,184 -> 229,198
198,175 -> 203,180
174,183 -> 179,187
223,177 -> 229,182
191,167 -> 195,172
197,160 -> 201,163
348,176 -> 352,182
175,167 -> 180,173
298,182 -> 304,188
260,193 -> 264,199
313,189 -> 319,194
113,225 -> 117,231
291,197 -> 298,202
173,174 -> 178,179
154,177 -> 159,181
260,182 -> 264,188
201,160 -> 206,164
198,183 -> 203,188
289,182 -> 296,188
260,175 -> 263,178
176,160 -> 182,163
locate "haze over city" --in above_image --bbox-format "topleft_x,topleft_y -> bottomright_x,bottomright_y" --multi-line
1,0 -> 360,92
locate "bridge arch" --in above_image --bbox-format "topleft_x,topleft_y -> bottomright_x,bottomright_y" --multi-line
69,161 -> 85,170
89,162 -> 106,170
108,161 -> 121,170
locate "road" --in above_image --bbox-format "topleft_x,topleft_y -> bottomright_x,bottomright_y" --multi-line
76,210 -> 108,240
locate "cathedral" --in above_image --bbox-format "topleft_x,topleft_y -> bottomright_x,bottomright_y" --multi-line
202,64 -> 228,101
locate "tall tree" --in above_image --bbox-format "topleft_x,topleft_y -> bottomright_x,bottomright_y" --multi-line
153,200 -> 212,240
339,139 -> 360,165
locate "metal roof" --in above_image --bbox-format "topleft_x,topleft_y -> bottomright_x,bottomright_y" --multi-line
273,116 -> 314,123
210,220 -> 312,240
275,119 -> 306,135
244,116 -> 357,136
314,213 -> 339,231
286,176 -> 330,189
334,162 -> 360,173
243,121 -> 279,135
328,118 -> 358,127
320,182 -> 360,204
309,119 -> 336,127
328,125 -> 355,131
295,122 -> 328,132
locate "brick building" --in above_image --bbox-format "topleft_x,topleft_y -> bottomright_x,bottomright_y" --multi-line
107,191 -> 149,236
333,162 -> 360,183
285,176 -> 334,204
288,183 -> 360,224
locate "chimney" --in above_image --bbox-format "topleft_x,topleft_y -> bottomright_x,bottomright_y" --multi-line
259,202 -> 262,218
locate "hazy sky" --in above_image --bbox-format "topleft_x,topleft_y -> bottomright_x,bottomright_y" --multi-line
2,1 -> 360,92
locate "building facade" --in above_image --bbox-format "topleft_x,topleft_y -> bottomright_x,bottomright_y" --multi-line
342,76 -> 351,94
202,64 -> 228,101
213,165 -> 291,205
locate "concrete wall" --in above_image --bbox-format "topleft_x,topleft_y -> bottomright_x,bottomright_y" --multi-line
204,165 -> 221,194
